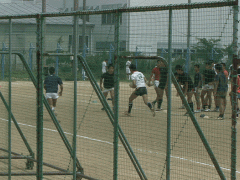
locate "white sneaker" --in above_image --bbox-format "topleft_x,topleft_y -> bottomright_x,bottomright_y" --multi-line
53,109 -> 57,116
194,109 -> 201,113
204,109 -> 211,112
217,116 -> 224,120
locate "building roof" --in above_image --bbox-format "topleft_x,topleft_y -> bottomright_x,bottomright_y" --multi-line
0,2 -> 94,26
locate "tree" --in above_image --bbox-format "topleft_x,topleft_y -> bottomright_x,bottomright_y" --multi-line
191,38 -> 224,64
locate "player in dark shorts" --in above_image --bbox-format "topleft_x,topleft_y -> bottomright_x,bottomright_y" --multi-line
100,64 -> 115,110
175,65 -> 194,115
125,64 -> 155,117
201,62 -> 216,111
213,64 -> 228,120
44,67 -> 63,116
152,60 -> 168,111
193,64 -> 202,113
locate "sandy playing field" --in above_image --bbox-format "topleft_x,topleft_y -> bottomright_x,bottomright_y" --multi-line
0,80 -> 239,179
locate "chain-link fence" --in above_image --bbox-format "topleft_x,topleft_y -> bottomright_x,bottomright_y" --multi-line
0,0 -> 238,179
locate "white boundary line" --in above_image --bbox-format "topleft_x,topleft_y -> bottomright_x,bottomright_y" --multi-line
0,118 -> 239,174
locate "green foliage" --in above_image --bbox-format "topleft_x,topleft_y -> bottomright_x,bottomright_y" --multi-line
191,38 -> 224,64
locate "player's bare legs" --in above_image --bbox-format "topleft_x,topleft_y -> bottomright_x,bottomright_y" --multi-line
206,90 -> 213,110
155,88 -> 164,111
103,92 -> 108,98
183,91 -> 194,115
47,98 -> 53,109
125,92 -> 138,116
194,90 -> 201,112
110,90 -> 115,106
219,97 -> 225,115
101,92 -> 109,110
52,98 -> 58,116
52,99 -> 57,109
201,89 -> 207,110
142,94 -> 155,117
153,86 -> 160,106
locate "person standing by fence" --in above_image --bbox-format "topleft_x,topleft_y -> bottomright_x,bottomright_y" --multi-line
44,67 -> 63,116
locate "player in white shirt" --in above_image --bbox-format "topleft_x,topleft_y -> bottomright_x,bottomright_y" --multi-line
102,59 -> 108,74
125,64 -> 155,117
126,59 -> 132,80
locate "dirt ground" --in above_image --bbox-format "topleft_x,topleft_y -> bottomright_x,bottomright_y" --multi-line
0,80 -> 239,180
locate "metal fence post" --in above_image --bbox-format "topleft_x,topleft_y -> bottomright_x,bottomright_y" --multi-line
185,47 -> 190,73
29,43 -> 35,71
135,46 -> 139,68
113,11 -> 120,180
231,3 -> 238,180
8,18 -> 12,180
73,0 -> 79,177
82,44 -> 87,81
109,43 -> 114,64
1,43 -> 7,80
56,43 -> 62,76
166,7 -> 173,180
36,14 -> 44,180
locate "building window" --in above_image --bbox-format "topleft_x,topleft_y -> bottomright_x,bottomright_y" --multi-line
68,35 -> 89,53
96,42 -> 114,51
120,41 -> 126,51
102,13 -> 122,25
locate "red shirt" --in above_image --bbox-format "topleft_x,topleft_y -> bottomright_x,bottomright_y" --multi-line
237,76 -> 240,93
152,67 -> 160,80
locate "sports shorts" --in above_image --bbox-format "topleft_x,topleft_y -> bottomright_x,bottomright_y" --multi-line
202,84 -> 214,90
134,87 -> 147,96
215,91 -> 227,99
154,80 -> 160,88
158,80 -> 167,90
126,68 -> 131,74
102,87 -> 114,93
46,93 -> 59,99
192,87 -> 201,94
102,69 -> 106,74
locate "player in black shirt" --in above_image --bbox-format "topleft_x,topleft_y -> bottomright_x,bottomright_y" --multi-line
201,62 -> 216,111
100,64 -> 114,110
175,65 -> 194,115
44,67 -> 63,116
193,64 -> 202,113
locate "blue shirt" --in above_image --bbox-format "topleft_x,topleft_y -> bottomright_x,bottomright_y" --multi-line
215,72 -> 228,92
44,75 -> 63,93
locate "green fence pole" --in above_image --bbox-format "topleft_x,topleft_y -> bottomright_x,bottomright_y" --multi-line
231,3 -> 238,180
113,11 -> 120,180
8,18 -> 12,180
72,3 -> 79,178
36,14 -> 43,180
166,8 -> 172,180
